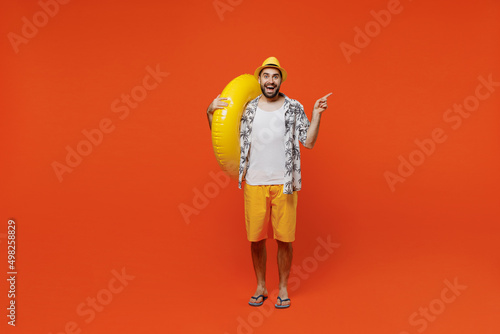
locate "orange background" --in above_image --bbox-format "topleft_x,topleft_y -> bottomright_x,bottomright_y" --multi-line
1,0 -> 499,333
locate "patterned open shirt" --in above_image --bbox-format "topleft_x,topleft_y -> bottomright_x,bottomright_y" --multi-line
238,93 -> 311,194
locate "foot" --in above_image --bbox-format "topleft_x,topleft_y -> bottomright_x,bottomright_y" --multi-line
275,288 -> 290,308
249,286 -> 268,306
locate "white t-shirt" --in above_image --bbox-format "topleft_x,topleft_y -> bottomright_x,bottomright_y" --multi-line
245,104 -> 286,185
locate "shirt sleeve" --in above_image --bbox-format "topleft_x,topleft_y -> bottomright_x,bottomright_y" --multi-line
296,101 -> 311,146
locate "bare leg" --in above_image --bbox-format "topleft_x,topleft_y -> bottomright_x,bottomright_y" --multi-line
249,239 -> 268,304
276,240 -> 292,307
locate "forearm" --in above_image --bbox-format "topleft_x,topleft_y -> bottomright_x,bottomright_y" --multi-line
304,92 -> 331,148
207,107 -> 213,130
206,95 -> 228,130
304,112 -> 321,149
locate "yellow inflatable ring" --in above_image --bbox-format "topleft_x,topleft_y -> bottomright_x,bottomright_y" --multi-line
212,74 -> 261,179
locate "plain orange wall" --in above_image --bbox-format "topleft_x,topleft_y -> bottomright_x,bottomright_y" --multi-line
1,0 -> 499,333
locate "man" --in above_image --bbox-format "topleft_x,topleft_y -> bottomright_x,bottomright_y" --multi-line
206,57 -> 331,308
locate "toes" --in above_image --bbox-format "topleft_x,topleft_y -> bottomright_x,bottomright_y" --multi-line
250,295 -> 262,304
276,296 -> 290,306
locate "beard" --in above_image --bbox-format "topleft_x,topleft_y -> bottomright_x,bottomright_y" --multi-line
261,82 -> 281,98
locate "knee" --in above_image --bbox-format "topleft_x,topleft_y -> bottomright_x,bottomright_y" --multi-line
276,240 -> 292,249
251,239 -> 266,250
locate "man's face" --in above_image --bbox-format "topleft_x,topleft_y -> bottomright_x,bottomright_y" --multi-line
258,67 -> 282,98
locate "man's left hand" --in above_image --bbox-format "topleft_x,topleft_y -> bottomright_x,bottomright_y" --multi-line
313,92 -> 333,116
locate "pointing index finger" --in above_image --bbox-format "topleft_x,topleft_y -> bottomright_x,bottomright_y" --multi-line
323,92 -> 333,99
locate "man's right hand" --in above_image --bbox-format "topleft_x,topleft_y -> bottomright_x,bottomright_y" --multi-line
207,95 -> 230,129
207,94 -> 230,114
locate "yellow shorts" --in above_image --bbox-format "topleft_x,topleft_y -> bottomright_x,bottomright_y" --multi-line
244,183 -> 298,242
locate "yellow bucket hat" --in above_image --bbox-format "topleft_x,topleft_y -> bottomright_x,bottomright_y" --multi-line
254,56 -> 287,82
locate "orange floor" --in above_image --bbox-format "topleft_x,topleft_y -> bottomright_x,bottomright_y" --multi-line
1,1 -> 499,333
